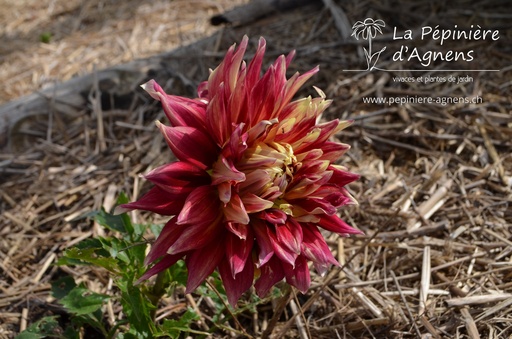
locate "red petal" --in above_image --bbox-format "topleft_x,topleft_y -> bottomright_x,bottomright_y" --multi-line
219,256 -> 254,307
217,182 -> 232,205
238,169 -> 272,197
328,165 -> 360,188
185,240 -> 225,293
115,186 -> 185,216
301,224 -> 339,276
228,73 -> 246,126
206,83 -> 231,146
227,123 -> 248,162
226,35 -> 248,92
252,220 -> 274,267
136,253 -> 182,283
145,217 -> 183,264
226,222 -> 248,240
240,193 -> 274,214
158,123 -> 218,170
223,193 -> 250,225
275,66 -> 319,117
205,36 -> 248,102
319,141 -> 350,162
259,209 -> 288,224
246,119 -> 277,145
226,231 -> 254,278
177,186 -> 219,225
254,256 -> 285,298
245,37 -> 266,92
142,80 -> 207,131
211,156 -> 245,185
144,162 -> 209,194
293,120 -> 342,154
291,197 -> 337,215
323,191 -> 354,209
168,217 -> 223,255
318,215 -> 363,236
283,255 -> 310,293
275,219 -> 303,255
267,226 -> 298,267
247,65 -> 277,126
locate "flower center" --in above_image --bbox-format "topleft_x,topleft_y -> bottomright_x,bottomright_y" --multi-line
265,141 -> 297,193
236,141 -> 298,201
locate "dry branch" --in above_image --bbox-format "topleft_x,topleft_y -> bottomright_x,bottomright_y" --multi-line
446,294 -> 512,308
211,0 -> 315,26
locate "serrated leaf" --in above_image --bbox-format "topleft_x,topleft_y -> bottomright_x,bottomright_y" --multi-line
16,316 -> 60,339
70,309 -> 106,336
59,286 -> 109,315
149,224 -> 164,237
132,223 -> 146,239
119,281 -> 156,337
160,310 -> 208,338
63,325 -> 81,339
94,209 -> 133,235
55,256 -> 87,267
168,260 -> 188,287
99,237 -> 131,264
51,275 -> 77,300
116,332 -> 144,339
63,247 -> 119,273
16,332 -> 42,339
116,191 -> 130,205
75,237 -> 104,249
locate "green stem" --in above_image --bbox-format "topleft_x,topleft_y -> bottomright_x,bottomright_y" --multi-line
147,270 -> 169,321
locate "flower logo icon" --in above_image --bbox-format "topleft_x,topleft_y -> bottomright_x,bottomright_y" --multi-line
351,18 -> 386,70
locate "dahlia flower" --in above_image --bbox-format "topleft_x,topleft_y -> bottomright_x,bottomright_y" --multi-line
117,36 -> 361,306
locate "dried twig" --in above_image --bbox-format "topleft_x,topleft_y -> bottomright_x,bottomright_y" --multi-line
418,246 -> 431,315
390,271 -> 421,337
445,294 -> 512,308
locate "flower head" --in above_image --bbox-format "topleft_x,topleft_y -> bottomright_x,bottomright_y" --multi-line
117,36 -> 361,306
351,18 -> 385,40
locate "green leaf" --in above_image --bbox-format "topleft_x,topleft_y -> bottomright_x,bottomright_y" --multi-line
55,238 -> 108,267
132,223 -> 146,239
62,247 -> 119,273
40,32 -> 52,43
55,256 -> 84,267
16,316 -> 60,339
51,275 -> 77,300
159,309 -> 209,338
116,329 -> 146,339
116,191 -> 130,205
59,286 -> 109,315
100,237 -> 131,264
149,224 -> 164,237
94,209 -> 133,235
168,260 -> 188,287
63,325 -> 81,339
118,280 -> 156,337
16,332 -> 42,339
94,192 -> 135,236
69,310 -> 107,337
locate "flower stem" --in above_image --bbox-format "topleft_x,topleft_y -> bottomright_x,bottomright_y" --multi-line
147,270 -> 168,321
